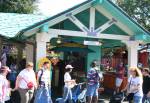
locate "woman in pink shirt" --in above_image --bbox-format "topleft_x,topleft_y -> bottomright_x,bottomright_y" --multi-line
0,66 -> 11,103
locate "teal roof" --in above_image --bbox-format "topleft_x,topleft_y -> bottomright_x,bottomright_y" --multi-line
0,13 -> 47,38
20,0 -> 149,38
0,0 -> 149,40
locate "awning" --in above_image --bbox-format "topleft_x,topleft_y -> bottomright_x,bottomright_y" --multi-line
50,42 -> 94,53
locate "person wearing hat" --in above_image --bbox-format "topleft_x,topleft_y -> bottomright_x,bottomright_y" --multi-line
0,66 -> 12,103
142,68 -> 150,102
86,61 -> 101,103
59,64 -> 75,103
34,61 -> 52,103
14,62 -> 37,103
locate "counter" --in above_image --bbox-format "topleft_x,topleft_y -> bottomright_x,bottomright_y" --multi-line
103,72 -> 127,91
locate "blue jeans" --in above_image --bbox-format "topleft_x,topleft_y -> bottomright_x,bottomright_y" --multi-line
58,86 -> 72,103
86,83 -> 99,97
134,96 -> 142,103
34,86 -> 52,103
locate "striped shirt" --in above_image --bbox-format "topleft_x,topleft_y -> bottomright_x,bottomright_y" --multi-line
87,67 -> 99,85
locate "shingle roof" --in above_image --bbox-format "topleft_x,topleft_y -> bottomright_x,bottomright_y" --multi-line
0,13 -> 47,38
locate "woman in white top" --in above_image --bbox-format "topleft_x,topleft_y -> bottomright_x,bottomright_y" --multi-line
122,67 -> 143,103
14,62 -> 37,103
0,66 -> 11,103
58,64 -> 75,103
34,61 -> 52,103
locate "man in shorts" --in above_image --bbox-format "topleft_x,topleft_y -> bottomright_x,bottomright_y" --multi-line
86,61 -> 101,103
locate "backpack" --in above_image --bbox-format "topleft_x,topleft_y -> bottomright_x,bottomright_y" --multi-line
38,69 -> 44,85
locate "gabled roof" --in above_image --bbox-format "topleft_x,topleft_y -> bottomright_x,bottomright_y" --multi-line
0,13 -> 47,38
20,0 -> 149,39
0,0 -> 149,40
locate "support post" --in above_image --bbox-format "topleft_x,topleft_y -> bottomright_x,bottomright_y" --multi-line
0,37 -> 3,56
26,44 -> 34,63
36,32 -> 58,68
123,41 -> 139,67
87,46 -> 101,71
16,44 -> 24,68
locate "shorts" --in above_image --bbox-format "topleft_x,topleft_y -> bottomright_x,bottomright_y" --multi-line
116,78 -> 123,87
86,84 -> 99,97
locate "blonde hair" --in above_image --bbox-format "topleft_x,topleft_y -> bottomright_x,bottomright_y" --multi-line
26,62 -> 33,68
129,67 -> 142,77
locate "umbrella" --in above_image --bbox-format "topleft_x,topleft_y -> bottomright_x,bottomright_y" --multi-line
50,42 -> 94,53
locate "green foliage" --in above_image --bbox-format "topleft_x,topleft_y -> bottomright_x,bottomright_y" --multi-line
116,0 -> 150,31
0,0 -> 36,13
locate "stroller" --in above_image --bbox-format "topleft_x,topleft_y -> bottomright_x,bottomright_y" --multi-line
72,82 -> 86,103
56,82 -> 86,103
109,92 -> 125,103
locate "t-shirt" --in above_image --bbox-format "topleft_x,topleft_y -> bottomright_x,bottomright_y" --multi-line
18,69 -> 36,89
128,76 -> 143,97
64,72 -> 71,87
143,75 -> 150,94
0,62 -> 1,68
87,67 -> 99,85
37,68 -> 50,86
0,74 -> 10,102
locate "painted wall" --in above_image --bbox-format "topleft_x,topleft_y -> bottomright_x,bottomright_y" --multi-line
87,45 -> 101,71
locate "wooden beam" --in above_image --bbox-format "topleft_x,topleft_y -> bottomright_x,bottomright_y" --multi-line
90,7 -> 95,32
66,13 -> 89,33
95,5 -> 134,35
23,1 -> 93,38
48,29 -> 130,41
95,18 -> 117,33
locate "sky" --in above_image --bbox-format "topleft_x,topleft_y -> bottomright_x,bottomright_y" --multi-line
36,0 -> 87,16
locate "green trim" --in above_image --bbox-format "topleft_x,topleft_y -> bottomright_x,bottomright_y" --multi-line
41,23 -> 49,32
19,0 -> 92,38
3,0 -> 149,40
103,0 -> 149,35
134,34 -> 150,43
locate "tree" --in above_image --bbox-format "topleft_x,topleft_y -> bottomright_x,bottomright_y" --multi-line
0,0 -> 36,13
115,0 -> 150,31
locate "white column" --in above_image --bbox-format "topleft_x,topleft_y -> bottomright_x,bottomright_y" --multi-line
89,7 -> 95,32
123,41 -> 139,67
26,44 -> 34,63
36,32 -> 58,64
36,32 -> 47,63
0,37 -> 3,56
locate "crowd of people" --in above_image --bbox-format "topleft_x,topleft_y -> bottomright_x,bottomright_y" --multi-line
0,58 -> 150,103
116,66 -> 150,103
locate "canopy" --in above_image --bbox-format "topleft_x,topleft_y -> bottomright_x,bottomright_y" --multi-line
50,42 -> 94,53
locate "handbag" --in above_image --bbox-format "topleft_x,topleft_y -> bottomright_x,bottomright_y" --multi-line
27,82 -> 34,89
22,78 -> 34,89
127,77 -> 134,101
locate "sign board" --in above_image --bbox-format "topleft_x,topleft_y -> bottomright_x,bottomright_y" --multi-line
83,40 -> 102,46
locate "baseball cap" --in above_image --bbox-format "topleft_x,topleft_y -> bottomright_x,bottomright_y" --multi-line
65,64 -> 74,69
